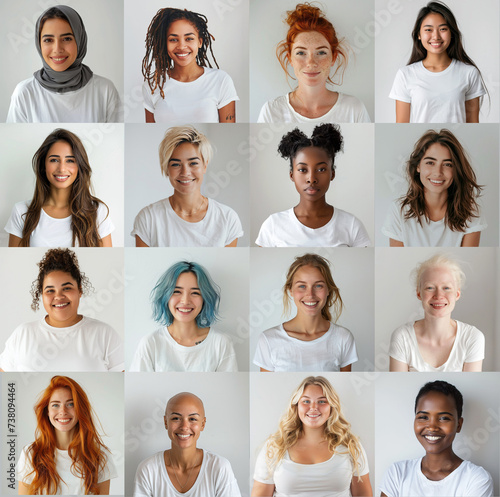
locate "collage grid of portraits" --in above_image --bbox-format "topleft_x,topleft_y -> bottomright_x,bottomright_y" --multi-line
0,0 -> 500,496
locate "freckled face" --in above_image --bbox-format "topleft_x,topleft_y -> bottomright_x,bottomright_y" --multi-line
48,387 -> 79,435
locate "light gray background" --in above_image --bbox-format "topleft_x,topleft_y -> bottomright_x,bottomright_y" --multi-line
250,0 -> 375,122
250,372 -> 375,492
375,373 -> 500,496
124,0 -> 249,122
374,247 -> 499,372
0,0 -> 124,122
0,247 -> 124,350
0,123 -> 125,247
125,372 -> 250,497
249,247 -> 374,372
124,123 -> 250,247
374,124 -> 499,247
125,247 -> 250,371
2,372 -> 124,494
374,0 -> 500,122
250,123 -> 374,246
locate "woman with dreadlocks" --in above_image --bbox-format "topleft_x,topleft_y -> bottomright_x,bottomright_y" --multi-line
142,7 -> 239,123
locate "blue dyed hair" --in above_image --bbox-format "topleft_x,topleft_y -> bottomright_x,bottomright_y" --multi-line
151,261 -> 220,327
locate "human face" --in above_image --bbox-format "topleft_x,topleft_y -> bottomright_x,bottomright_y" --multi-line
164,394 -> 205,449
42,271 -> 82,328
418,13 -> 451,56
40,18 -> 78,72
297,384 -> 331,429
417,143 -> 453,194
167,142 -> 207,195
417,266 -> 460,318
168,272 -> 204,324
167,19 -> 202,68
48,388 -> 79,435
45,141 -> 78,191
289,31 -> 335,88
290,265 -> 329,317
414,391 -> 462,455
290,146 -> 334,201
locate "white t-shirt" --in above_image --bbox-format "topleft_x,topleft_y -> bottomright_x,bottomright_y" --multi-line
134,449 -> 241,497
5,200 -> 114,247
254,442 -> 369,497
389,321 -> 485,372
253,322 -> 358,372
0,316 -> 124,372
142,68 -> 239,123
257,92 -> 371,123
6,74 -> 122,123
389,60 -> 486,123
18,445 -> 118,494
382,200 -> 486,247
380,458 -> 493,497
129,327 -> 238,372
131,197 -> 243,247
256,207 -> 371,247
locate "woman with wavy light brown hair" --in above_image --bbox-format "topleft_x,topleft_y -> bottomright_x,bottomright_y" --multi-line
17,375 -> 117,495
5,128 -> 113,247
252,376 -> 372,496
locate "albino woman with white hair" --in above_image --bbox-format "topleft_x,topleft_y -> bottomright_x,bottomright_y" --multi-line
389,254 -> 484,372
131,125 -> 243,247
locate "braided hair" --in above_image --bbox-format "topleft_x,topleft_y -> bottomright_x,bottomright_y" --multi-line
142,8 -> 219,98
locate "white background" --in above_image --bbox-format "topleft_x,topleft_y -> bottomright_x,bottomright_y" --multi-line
0,0 -> 124,122
250,0 -> 375,122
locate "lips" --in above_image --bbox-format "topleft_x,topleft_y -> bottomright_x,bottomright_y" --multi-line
176,433 -> 192,440
430,302 -> 447,308
53,302 -> 70,308
429,179 -> 445,185
423,434 -> 444,443
50,56 -> 69,64
304,186 -> 320,194
302,301 -> 319,308
177,179 -> 194,184
176,307 -> 193,314
54,175 -> 70,182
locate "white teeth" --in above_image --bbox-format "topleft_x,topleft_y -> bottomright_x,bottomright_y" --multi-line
303,302 -> 318,307
307,413 -> 320,418
57,419 -> 71,424
430,179 -> 444,185
177,308 -> 192,313
54,303 -> 69,308
425,435 -> 442,441
177,434 -> 190,439
179,180 -> 193,184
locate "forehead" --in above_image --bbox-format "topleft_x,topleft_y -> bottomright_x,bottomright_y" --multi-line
416,390 -> 457,413
175,271 -> 198,287
41,18 -> 73,35
292,31 -> 331,49
293,264 -> 325,282
167,395 -> 203,414
49,387 -> 72,402
301,384 -> 327,398
47,140 -> 74,155
420,266 -> 457,287
167,19 -> 199,35
293,146 -> 331,165
421,12 -> 447,27
421,143 -> 451,160
43,270 -> 78,286
171,141 -> 201,159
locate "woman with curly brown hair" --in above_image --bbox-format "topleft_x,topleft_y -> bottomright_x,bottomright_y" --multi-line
142,7 -> 238,123
5,128 -> 114,247
251,376 -> 372,496
18,375 -> 117,494
0,248 -> 123,372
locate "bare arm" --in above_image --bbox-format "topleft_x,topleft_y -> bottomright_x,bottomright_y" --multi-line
340,364 -> 352,372
461,232 -> 480,247
351,473 -> 373,497
381,493 -> 389,497
218,101 -> 236,123
8,234 -> 22,247
145,109 -> 155,123
465,97 -> 480,123
96,480 -> 110,495
463,360 -> 482,372
135,235 -> 149,247
100,234 -> 112,247
225,238 -> 238,247
260,367 -> 272,372
251,481 -> 275,496
389,238 -> 404,247
395,101 -> 411,123
390,357 -> 409,372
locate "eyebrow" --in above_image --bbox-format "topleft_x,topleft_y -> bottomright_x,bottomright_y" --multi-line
169,157 -> 200,162
294,280 -> 324,284
168,32 -> 197,37
423,23 -> 448,28
44,282 -> 74,290
416,410 -> 455,416
42,32 -> 74,38
422,156 -> 452,161
174,285 -> 200,290
51,398 -> 74,403
48,154 -> 76,159
170,411 -> 200,416
301,395 -> 327,400
296,161 -> 329,166
294,45 -> 330,50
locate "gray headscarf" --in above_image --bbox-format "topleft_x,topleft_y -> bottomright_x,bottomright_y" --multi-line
34,5 -> 93,93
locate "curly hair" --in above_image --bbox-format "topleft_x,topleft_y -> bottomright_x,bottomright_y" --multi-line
400,129 -> 482,232
265,376 -> 365,479
20,128 -> 108,247
142,8 -> 218,98
25,376 -> 109,495
277,3 -> 348,86
283,253 -> 343,322
30,248 -> 93,311
278,123 -> 343,172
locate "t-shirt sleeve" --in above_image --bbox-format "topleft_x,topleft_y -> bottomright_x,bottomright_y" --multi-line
105,81 -> 123,122
0,327 -> 21,372
465,66 -> 487,101
340,329 -> 358,368
6,84 -> 29,123
129,335 -> 155,372
253,444 -> 274,484
253,333 -> 274,371
97,203 -> 115,239
99,450 -> 118,482
223,208 -> 244,246
257,101 -> 271,123
217,71 -> 239,109
354,100 -> 371,123
17,446 -> 33,483
464,326 -> 485,363
216,335 -> 238,372
349,216 -> 371,247
381,201 -> 404,243
353,443 -> 369,476
131,206 -> 152,246
213,456 -> 242,497
379,462 -> 403,497
255,216 -> 275,247
142,81 -> 156,114
389,68 -> 411,103
4,203 -> 26,238
103,326 -> 124,372
464,209 -> 487,234
133,458 -> 154,497
389,327 -> 409,365
464,465 -> 493,497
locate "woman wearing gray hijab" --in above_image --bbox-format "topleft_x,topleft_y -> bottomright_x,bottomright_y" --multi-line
6,5 -> 121,123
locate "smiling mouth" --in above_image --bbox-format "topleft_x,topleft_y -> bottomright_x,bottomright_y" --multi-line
176,433 -> 192,439
306,412 -> 321,418
55,418 -> 72,425
53,303 -> 70,308
424,434 -> 444,442
174,52 -> 192,59
54,175 -> 70,182
430,303 -> 447,308
429,179 -> 445,185
177,179 -> 194,184
50,56 -> 69,63
176,307 -> 193,314
302,301 -> 319,308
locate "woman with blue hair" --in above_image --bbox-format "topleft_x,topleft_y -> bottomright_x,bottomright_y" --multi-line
130,261 -> 237,371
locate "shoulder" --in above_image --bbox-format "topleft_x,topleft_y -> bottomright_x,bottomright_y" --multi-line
207,328 -> 233,346
88,74 -> 119,92
333,207 -> 362,224
264,209 -> 291,223
11,200 -> 30,215
336,93 -> 366,110
330,323 -> 354,339
457,321 -> 484,338
11,77 -> 37,95
203,450 -> 233,472
136,451 -> 163,473
391,323 -> 414,339
136,198 -> 169,217
265,95 -> 288,110
459,460 -> 492,480
80,316 -> 115,332
260,325 -> 283,339
208,198 -> 237,217
204,67 -> 232,82
452,60 -> 480,75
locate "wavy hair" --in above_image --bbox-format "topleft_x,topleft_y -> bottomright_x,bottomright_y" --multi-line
142,8 -> 218,98
265,376 -> 364,479
20,129 -> 108,247
400,129 -> 482,232
25,376 -> 109,495
412,253 -> 465,292
277,3 -> 348,86
283,253 -> 343,322
151,261 -> 220,328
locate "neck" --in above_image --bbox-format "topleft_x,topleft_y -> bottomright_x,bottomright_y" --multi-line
168,320 -> 203,339
424,191 -> 448,212
168,446 -> 201,470
46,188 -> 72,208
421,316 -> 455,338
423,52 -> 452,68
55,429 -> 76,451
169,192 -> 205,215
169,62 -> 203,82
293,84 -> 333,104
301,425 -> 327,443
295,197 -> 331,215
287,314 -> 329,334
422,449 -> 461,471
45,314 -> 82,329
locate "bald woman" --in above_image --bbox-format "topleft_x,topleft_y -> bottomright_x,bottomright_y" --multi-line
133,392 -> 241,496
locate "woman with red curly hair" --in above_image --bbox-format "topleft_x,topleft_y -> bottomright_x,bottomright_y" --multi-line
257,3 -> 370,123
17,376 -> 117,494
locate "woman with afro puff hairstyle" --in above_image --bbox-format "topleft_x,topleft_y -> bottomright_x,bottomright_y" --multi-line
255,123 -> 371,247
0,248 -> 123,372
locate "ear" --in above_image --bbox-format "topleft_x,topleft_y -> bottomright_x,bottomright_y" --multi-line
456,417 -> 463,433
416,165 -> 420,173
290,169 -> 294,181
330,168 -> 335,181
455,289 -> 461,301
201,417 -> 206,431
164,415 -> 168,430
416,288 -> 422,301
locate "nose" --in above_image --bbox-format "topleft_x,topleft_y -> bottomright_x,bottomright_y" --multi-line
307,171 -> 317,184
180,417 -> 190,429
306,53 -> 317,66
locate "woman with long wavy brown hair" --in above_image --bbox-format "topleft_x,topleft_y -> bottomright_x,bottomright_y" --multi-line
17,375 -> 117,494
5,128 -> 114,247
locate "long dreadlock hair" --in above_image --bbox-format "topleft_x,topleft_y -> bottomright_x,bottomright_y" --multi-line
142,8 -> 219,98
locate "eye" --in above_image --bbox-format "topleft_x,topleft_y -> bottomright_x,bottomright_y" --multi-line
295,50 -> 305,56
186,37 -> 195,42
444,163 -> 453,168
416,414 -> 428,420
42,37 -> 54,43
172,290 -> 181,295
49,158 -> 60,163
63,36 -> 74,42
168,37 -> 178,42
318,400 -> 327,404
66,158 -> 76,163
317,50 -> 328,56
189,161 -> 199,167
191,291 -> 201,296
315,284 -> 324,288
67,402 -> 74,408
51,403 -> 60,408
317,167 -> 327,172
189,417 -> 198,422
302,399 -> 310,404
439,416 -> 451,421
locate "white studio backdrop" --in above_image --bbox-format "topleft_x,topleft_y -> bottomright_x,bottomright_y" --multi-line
250,0 -> 375,122
0,123 -> 125,247
250,123 -> 375,246
0,0 -> 124,121
124,123 -> 250,247
124,0 -> 249,122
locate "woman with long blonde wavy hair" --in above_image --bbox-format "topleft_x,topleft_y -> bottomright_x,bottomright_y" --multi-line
17,375 -> 117,495
252,376 -> 372,496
